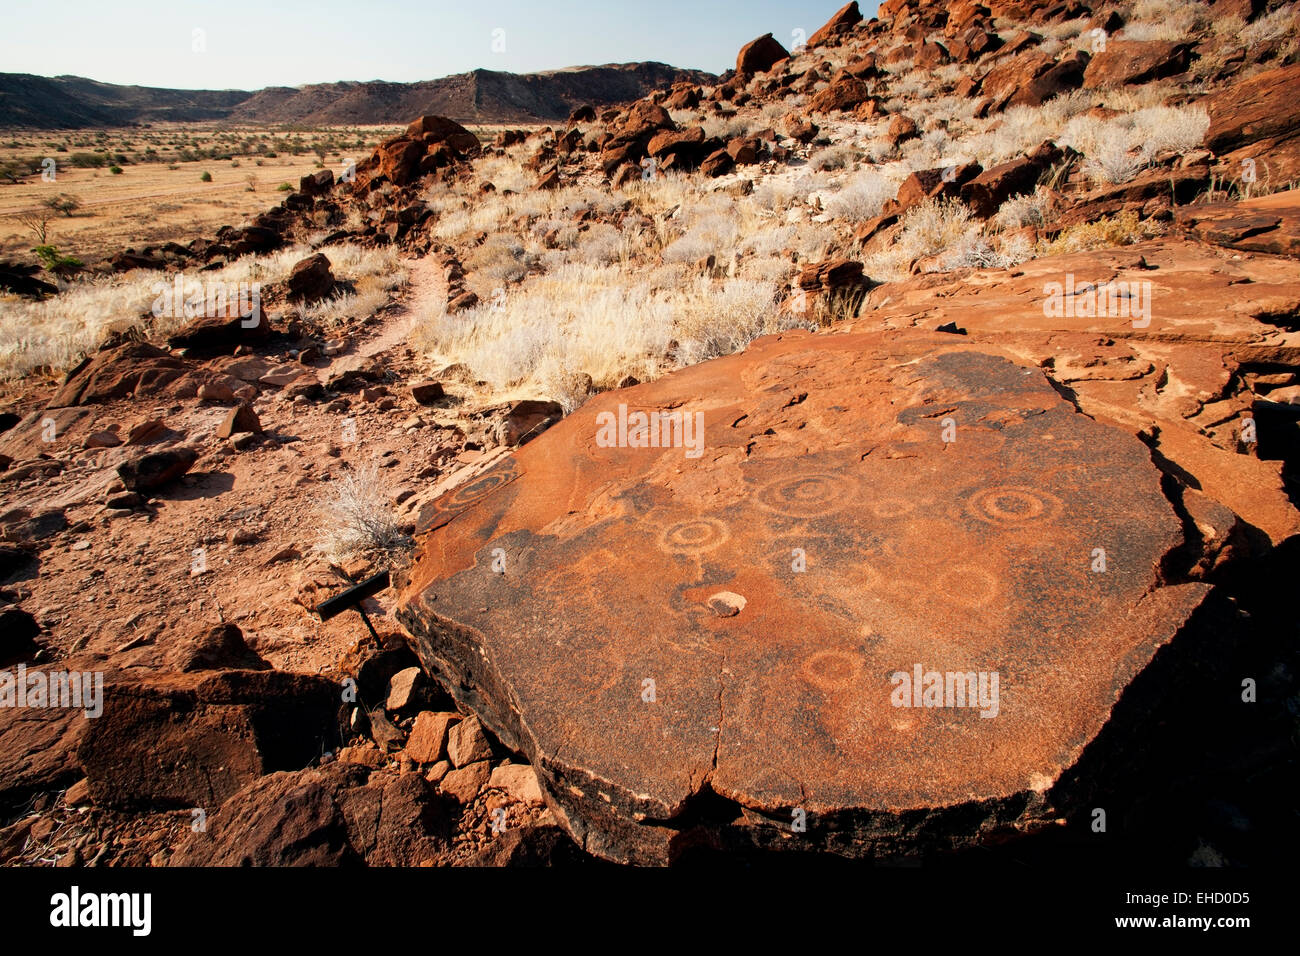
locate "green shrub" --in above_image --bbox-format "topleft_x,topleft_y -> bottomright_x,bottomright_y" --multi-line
200,171 -> 212,182
32,244 -> 83,273
109,165 -> 123,175
277,182 -> 293,191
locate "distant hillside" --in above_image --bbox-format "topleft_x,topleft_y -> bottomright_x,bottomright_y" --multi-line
0,74 -> 250,128
0,63 -> 716,129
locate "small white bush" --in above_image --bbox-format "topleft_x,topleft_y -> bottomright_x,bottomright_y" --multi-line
822,170 -> 896,219
994,188 -> 1056,229
315,463 -> 409,563
809,144 -> 858,171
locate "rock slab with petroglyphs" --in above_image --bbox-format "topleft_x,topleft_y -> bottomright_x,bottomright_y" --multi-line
397,329 -> 1210,864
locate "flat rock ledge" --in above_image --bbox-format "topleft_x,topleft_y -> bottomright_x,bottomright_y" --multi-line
397,329 -> 1209,864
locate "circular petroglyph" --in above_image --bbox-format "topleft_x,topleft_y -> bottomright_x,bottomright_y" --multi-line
944,563 -> 1001,609
438,461 -> 519,512
966,485 -> 1063,526
799,649 -> 863,692
658,517 -> 730,554
757,473 -> 854,518
870,496 -> 915,519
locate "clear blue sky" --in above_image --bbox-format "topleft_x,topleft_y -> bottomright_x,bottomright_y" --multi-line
2,0 -> 880,91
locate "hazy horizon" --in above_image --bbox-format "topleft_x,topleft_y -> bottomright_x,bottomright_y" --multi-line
2,0 -> 880,93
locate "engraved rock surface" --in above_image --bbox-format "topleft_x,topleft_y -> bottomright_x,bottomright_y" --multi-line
397,329 -> 1209,864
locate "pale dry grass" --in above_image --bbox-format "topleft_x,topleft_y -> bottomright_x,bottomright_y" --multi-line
413,260 -> 807,404
821,168 -> 896,220
314,462 -> 410,564
0,242 -> 405,379
1058,105 -> 1209,183
993,188 -> 1056,229
1121,0 -> 1209,41
862,197 -> 983,279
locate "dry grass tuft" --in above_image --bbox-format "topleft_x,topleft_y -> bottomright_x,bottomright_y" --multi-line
315,463 -> 411,564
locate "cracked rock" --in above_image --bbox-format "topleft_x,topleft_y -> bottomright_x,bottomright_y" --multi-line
397,329 -> 1210,864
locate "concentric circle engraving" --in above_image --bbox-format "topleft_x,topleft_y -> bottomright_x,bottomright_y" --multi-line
946,563 -> 1000,608
440,461 -> 519,511
871,496 -> 915,518
757,473 -> 853,518
658,518 -> 730,554
966,485 -> 1062,526
799,650 -> 863,692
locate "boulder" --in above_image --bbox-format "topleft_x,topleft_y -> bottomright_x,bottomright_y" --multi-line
374,138 -> 425,186
727,137 -> 761,165
397,328 -> 1212,864
895,163 -> 982,214
286,253 -> 335,303
885,114 -> 920,147
1083,41 -> 1192,89
809,1 -> 864,47
78,669 -> 344,810
914,41 -> 951,68
447,715 -> 493,767
959,142 -> 1062,218
982,49 -> 1088,110
440,760 -> 491,803
784,116 -> 820,143
406,115 -> 481,154
488,762 -> 546,805
647,127 -> 707,162
166,309 -> 271,354
116,446 -> 198,493
948,26 -> 1002,63
214,403 -> 261,440
336,771 -> 449,865
0,260 -> 57,299
168,764 -> 367,866
1204,63 -> 1300,182
410,381 -> 445,404
664,85 -> 701,110
386,666 -> 426,712
404,711 -> 460,763
809,73 -> 875,113
49,343 -> 189,408
298,169 -> 334,196
736,33 -> 790,77
701,148 -> 735,178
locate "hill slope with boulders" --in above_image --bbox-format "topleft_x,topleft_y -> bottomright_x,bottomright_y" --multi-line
226,64 -> 718,126
1,0 -> 1299,867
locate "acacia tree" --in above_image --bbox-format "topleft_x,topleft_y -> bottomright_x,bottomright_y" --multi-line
12,207 -> 54,245
42,193 -> 80,217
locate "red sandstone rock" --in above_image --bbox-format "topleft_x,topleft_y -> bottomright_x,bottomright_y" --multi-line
215,403 -> 262,440
1083,40 -> 1192,89
809,72 -> 875,113
809,2 -> 865,47
49,343 -> 189,408
736,33 -> 790,77
398,329 -> 1210,864
78,670 -> 343,810
286,253 -> 335,302
1204,63 -> 1300,182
